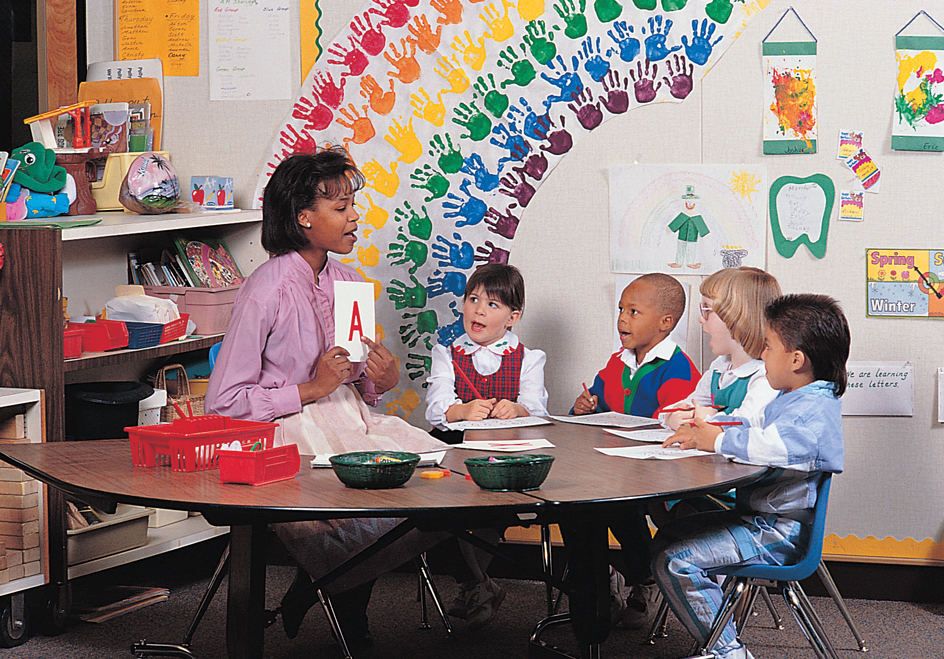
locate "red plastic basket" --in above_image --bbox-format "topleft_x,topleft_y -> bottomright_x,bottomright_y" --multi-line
63,328 -> 84,359
218,444 -> 300,486
68,320 -> 129,352
125,313 -> 189,349
126,415 -> 279,472
160,313 -> 189,343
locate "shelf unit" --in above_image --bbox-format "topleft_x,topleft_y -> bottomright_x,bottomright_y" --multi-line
0,209 -> 265,591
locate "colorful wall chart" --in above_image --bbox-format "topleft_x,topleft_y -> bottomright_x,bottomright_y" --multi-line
892,12 -> 944,152
866,248 -> 944,318
253,0 -> 768,421
609,165 -> 766,275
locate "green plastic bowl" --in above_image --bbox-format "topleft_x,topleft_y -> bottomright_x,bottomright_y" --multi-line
329,451 -> 420,489
464,454 -> 555,492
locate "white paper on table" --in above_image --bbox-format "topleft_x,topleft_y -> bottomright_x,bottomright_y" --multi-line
454,439 -> 555,452
445,416 -> 552,431
334,281 -> 375,362
311,450 -> 447,468
548,412 -> 658,429
595,445 -> 704,460
604,428 -> 674,443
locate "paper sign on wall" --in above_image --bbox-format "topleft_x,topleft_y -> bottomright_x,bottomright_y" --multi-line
334,281 -> 375,362
842,362 -> 914,416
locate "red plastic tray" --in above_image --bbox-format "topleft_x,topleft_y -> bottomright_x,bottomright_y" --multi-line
63,328 -> 84,359
218,444 -> 300,486
126,415 -> 278,472
68,320 -> 129,352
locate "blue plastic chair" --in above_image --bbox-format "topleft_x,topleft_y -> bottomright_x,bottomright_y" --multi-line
208,342 -> 222,372
690,474 -> 839,659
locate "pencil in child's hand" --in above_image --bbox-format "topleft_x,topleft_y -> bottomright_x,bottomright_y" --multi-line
705,421 -> 742,427
453,360 -> 485,400
582,382 -> 590,395
654,404 -> 726,416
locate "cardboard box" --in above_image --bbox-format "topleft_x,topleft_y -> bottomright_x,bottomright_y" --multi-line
142,284 -> 240,335
68,505 -> 153,565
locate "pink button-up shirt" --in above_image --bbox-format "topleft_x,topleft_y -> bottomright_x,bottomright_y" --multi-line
205,251 -> 379,422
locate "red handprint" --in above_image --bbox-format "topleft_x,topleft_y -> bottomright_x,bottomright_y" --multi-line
312,71 -> 346,109
327,37 -> 369,77
368,0 -> 410,29
350,13 -> 386,57
292,96 -> 333,131
279,124 -> 319,154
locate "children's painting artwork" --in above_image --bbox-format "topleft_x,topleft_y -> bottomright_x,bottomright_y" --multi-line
866,248 -> 944,319
769,173 -> 834,259
609,165 -> 766,275
252,0 -> 769,422
761,9 -> 817,155
892,12 -> 944,152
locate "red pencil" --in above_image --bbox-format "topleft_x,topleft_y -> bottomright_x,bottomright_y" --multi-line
582,382 -> 590,395
654,404 -> 726,416
453,360 -> 485,400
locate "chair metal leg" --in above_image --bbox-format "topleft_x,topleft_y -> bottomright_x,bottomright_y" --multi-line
782,581 -> 840,659
318,589 -> 354,659
817,561 -> 868,651
645,597 -> 670,644
541,524 -> 556,617
416,552 -> 454,637
697,578 -> 750,656
758,585 -> 784,629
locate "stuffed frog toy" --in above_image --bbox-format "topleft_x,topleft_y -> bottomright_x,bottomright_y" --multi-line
5,142 -> 73,219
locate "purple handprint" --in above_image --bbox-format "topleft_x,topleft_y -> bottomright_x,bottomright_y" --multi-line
460,153 -> 500,192
475,240 -> 511,264
662,53 -> 694,99
607,21 -> 640,63
600,69 -> 630,114
629,59 -> 661,103
442,179 -> 488,227
510,144 -> 549,180
427,269 -> 468,298
499,171 -> 536,207
568,86 -> 603,130
485,205 -> 520,239
682,18 -> 722,66
643,15 -> 682,62
533,114 -> 574,156
432,232 -> 475,268
540,55 -> 585,111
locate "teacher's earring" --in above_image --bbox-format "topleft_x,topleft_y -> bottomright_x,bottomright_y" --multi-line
303,222 -> 311,228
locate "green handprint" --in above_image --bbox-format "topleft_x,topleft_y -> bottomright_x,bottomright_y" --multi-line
473,73 -> 510,118
410,164 -> 450,201
399,309 -> 438,348
594,0 -> 623,22
553,0 -> 588,40
452,101 -> 493,141
428,133 -> 464,174
705,0 -> 733,24
395,201 -> 433,240
387,227 -> 429,274
523,20 -> 557,66
405,353 -> 432,380
387,274 -> 428,310
497,44 -> 536,88
632,0 -> 656,9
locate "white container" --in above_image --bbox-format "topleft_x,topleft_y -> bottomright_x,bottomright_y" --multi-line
67,504 -> 153,565
147,508 -> 188,528
138,389 -> 167,427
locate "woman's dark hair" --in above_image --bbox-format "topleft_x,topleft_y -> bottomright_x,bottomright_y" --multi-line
464,263 -> 525,312
765,294 -> 851,396
261,148 -> 365,255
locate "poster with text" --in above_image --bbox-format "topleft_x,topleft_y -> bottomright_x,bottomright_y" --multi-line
866,248 -> 944,318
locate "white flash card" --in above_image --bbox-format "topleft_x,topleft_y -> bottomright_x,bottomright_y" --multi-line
334,281 -> 375,362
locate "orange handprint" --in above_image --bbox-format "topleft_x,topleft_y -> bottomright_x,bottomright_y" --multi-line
406,14 -> 442,55
361,159 -> 400,198
411,88 -> 446,127
384,117 -> 423,163
384,38 -> 421,85
434,54 -> 471,94
335,103 -> 376,146
431,0 -> 464,25
359,75 -> 397,115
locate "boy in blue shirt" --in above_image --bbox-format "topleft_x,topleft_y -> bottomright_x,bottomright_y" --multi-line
653,293 -> 849,659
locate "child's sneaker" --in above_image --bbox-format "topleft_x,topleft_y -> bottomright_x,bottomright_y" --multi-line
464,577 -> 506,630
447,581 -> 475,619
609,567 -> 626,624
620,580 -> 660,629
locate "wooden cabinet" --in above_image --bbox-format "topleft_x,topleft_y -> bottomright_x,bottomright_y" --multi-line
0,209 -> 265,587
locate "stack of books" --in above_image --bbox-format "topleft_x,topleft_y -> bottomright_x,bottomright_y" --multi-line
128,235 -> 244,289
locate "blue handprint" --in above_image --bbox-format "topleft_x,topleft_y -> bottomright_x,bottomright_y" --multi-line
607,21 -> 640,63
442,178 -> 488,227
576,37 -> 610,83
460,153 -> 500,192
490,123 -> 530,169
436,301 -> 464,347
540,55 -> 585,110
427,269 -> 468,298
432,233 -> 475,269
508,97 -> 552,141
643,15 -> 681,62
682,18 -> 722,66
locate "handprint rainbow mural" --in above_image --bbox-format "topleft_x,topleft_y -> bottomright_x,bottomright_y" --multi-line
254,0 -> 769,421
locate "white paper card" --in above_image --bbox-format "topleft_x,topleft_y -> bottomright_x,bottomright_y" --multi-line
454,439 -> 555,452
842,361 -> 914,416
595,445 -> 703,460
548,413 -> 658,429
334,281 -> 375,362
604,428 -> 674,443
445,417 -> 552,431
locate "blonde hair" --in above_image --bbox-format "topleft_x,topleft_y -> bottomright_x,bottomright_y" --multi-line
700,267 -> 781,359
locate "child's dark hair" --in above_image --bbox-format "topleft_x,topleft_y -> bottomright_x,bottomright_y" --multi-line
464,264 -> 525,311
261,148 -> 365,255
635,273 -> 686,330
765,294 -> 850,396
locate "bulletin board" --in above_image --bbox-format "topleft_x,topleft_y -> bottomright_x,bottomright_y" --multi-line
84,0 -> 944,565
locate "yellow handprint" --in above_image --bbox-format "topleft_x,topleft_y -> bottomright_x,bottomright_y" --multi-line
434,54 -> 471,95
451,30 -> 487,71
356,190 -> 389,237
341,243 -> 381,269
517,0 -> 545,22
361,159 -> 400,198
480,0 -> 516,43
384,117 -> 424,163
411,88 -> 447,127
385,387 -> 421,419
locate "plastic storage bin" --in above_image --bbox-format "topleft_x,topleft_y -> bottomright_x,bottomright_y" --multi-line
126,415 -> 279,472
125,313 -> 189,349
65,380 -> 156,440
67,504 -> 153,565
68,320 -> 129,352
142,285 -> 240,335
63,327 -> 84,359
218,444 -> 300,486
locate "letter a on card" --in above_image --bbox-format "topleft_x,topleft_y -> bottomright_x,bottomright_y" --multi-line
334,281 -> 375,361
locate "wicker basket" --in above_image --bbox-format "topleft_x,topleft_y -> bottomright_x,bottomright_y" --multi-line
329,451 -> 420,489
154,363 -> 205,422
464,454 -> 555,491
